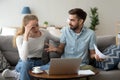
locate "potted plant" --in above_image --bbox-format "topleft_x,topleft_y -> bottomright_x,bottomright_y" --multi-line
89,7 -> 99,31
43,21 -> 48,27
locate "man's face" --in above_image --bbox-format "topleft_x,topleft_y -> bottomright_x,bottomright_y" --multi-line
68,14 -> 80,31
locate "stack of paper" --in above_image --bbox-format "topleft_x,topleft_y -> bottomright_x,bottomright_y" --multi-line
94,44 -> 109,59
78,70 -> 95,75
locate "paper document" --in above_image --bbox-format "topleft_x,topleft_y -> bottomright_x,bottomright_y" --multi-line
78,70 -> 95,75
94,44 -> 109,59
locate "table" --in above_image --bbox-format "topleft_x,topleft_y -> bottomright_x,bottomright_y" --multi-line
29,70 -> 99,80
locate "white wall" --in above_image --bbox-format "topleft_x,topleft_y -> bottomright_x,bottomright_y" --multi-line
0,0 -> 120,36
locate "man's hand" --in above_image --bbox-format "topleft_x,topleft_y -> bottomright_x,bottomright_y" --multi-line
44,43 -> 57,52
94,54 -> 104,61
90,50 -> 104,61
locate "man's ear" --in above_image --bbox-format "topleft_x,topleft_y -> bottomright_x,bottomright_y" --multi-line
79,19 -> 84,25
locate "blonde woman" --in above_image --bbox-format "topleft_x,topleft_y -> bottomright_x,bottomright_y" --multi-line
2,14 -> 59,80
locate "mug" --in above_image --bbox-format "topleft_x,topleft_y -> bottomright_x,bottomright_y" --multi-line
32,66 -> 41,72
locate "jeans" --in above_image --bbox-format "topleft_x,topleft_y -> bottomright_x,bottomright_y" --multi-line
15,59 -> 44,80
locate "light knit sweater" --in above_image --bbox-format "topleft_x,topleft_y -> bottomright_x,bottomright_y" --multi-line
16,29 -> 59,61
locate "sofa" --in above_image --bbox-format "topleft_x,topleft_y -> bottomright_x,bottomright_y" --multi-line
0,35 -> 120,80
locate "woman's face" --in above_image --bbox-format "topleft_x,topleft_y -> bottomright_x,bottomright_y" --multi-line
29,20 -> 39,34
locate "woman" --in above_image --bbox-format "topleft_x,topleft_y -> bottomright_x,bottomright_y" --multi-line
2,14 -> 59,80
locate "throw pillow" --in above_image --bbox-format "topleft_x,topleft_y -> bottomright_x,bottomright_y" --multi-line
0,51 -> 10,72
1,27 -> 17,36
95,45 -> 120,70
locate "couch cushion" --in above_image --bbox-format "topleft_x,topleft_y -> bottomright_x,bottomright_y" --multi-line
2,51 -> 19,66
0,51 -> 10,72
96,35 -> 116,52
0,36 -> 19,66
0,36 -> 17,51
92,69 -> 120,80
95,45 -> 120,70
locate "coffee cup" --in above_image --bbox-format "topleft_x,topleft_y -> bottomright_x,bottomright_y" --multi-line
32,66 -> 41,72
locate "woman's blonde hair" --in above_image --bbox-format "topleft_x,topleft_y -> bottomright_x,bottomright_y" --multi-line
13,14 -> 38,47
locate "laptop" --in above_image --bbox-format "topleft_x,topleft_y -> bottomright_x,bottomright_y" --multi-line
46,58 -> 81,75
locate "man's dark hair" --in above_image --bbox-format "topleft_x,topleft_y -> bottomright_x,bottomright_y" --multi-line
69,8 -> 87,21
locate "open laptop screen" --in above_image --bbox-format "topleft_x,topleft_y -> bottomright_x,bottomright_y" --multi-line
47,58 -> 81,75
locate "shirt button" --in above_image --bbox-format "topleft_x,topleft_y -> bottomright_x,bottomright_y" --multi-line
71,48 -> 74,50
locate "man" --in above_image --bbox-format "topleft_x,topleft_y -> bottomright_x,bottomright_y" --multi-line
46,8 -> 102,70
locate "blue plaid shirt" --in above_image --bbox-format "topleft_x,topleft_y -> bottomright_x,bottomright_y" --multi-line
60,26 -> 96,65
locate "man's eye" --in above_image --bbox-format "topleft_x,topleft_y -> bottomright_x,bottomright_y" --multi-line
36,24 -> 39,26
71,19 -> 75,21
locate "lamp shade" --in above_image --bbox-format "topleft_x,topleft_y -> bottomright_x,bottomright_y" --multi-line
21,6 -> 31,14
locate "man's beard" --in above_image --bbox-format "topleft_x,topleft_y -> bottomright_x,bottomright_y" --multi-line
70,24 -> 79,31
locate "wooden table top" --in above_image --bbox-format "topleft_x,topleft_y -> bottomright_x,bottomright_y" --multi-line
29,69 -> 99,79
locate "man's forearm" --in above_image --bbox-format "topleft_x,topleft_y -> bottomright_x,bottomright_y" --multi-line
90,50 -> 96,59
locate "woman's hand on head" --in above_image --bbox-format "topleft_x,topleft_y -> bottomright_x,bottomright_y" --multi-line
25,21 -> 35,35
24,20 -> 35,41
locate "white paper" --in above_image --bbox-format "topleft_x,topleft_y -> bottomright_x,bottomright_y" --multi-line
78,70 -> 95,75
94,44 -> 109,59
117,34 -> 120,45
118,33 -> 120,38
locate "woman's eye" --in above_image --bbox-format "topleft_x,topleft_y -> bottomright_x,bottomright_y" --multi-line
32,27 -> 35,29
32,24 -> 39,27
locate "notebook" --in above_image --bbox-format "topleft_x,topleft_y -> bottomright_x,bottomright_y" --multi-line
46,58 -> 81,75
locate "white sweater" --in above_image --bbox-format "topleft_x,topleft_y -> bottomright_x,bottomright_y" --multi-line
16,29 -> 59,61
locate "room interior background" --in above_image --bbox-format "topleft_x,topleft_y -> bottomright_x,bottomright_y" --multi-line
0,0 -> 120,36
